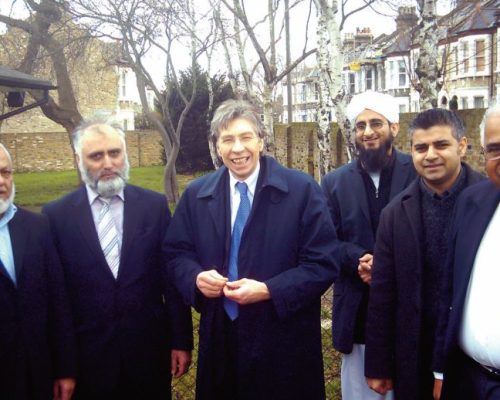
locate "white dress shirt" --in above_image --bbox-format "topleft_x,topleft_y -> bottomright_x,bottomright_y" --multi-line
0,203 -> 17,284
459,202 -> 500,369
229,162 -> 260,231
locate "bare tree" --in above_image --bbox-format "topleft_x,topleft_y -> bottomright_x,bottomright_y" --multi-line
69,0 -> 207,204
313,0 -> 382,178
220,0 -> 316,154
0,0 -> 83,137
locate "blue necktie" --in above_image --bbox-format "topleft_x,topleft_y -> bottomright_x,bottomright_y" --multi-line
224,182 -> 251,320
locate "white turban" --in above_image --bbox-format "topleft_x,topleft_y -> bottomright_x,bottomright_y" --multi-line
346,91 -> 400,124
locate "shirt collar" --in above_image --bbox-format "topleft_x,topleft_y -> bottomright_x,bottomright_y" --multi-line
229,161 -> 260,197
0,202 -> 18,229
85,184 -> 125,205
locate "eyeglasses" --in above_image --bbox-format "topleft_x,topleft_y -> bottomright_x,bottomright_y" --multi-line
482,145 -> 500,161
0,169 -> 13,179
354,119 -> 388,133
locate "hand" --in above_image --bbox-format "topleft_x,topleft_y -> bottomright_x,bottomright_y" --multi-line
223,278 -> 271,305
171,349 -> 192,378
433,378 -> 443,400
366,377 -> 393,395
358,253 -> 373,285
196,269 -> 228,298
53,378 -> 76,400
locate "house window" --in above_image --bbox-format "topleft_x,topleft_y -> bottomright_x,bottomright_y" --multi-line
461,97 -> 468,109
120,70 -> 127,97
366,69 -> 373,90
473,96 -> 484,109
301,84 -> 307,102
349,74 -> 355,94
452,47 -> 459,76
398,61 -> 406,87
389,61 -> 395,88
314,83 -> 319,100
475,39 -> 485,72
123,119 -> 128,131
399,104 -> 407,113
461,41 -> 469,73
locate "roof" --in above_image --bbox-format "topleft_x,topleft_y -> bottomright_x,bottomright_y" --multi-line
450,0 -> 500,34
0,66 -> 56,92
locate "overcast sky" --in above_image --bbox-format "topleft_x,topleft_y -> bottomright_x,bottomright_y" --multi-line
0,0 -> 453,88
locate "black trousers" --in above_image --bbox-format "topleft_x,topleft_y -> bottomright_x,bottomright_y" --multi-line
443,351 -> 500,400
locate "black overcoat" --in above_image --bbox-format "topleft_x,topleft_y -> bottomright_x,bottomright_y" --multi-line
0,208 -> 76,399
433,179 -> 500,399
365,164 -> 484,400
321,150 -> 416,353
165,156 -> 339,400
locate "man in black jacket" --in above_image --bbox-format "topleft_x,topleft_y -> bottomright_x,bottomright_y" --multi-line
365,109 -> 485,400
322,91 -> 416,399
0,143 -> 76,400
433,104 -> 500,400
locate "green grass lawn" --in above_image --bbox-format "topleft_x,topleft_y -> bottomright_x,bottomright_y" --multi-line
14,166 -> 196,210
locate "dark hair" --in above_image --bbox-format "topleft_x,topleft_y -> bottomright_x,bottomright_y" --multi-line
408,108 -> 465,141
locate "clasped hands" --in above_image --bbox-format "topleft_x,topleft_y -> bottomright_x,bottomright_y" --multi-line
196,269 -> 271,304
358,253 -> 373,285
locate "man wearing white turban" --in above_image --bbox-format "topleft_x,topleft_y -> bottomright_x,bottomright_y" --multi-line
321,91 -> 417,399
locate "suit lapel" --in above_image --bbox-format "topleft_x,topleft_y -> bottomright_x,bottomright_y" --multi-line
73,186 -> 111,273
8,210 -> 26,284
0,249 -> 15,287
350,163 -> 371,226
120,185 -> 140,271
401,182 -> 424,280
456,188 -> 500,292
401,182 -> 423,240
390,152 -> 412,199
204,171 -> 230,247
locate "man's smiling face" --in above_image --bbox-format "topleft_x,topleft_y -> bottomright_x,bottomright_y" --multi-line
216,117 -> 264,180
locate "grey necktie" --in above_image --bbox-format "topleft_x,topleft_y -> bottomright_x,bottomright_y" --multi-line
97,197 -> 120,278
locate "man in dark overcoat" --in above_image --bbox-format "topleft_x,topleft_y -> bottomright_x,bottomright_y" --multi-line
43,120 -> 193,400
321,90 -> 416,399
0,143 -> 76,400
365,109 -> 485,400
164,99 -> 339,400
433,104 -> 500,400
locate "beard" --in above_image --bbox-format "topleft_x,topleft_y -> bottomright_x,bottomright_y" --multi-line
79,158 -> 130,198
356,135 -> 394,172
0,183 -> 15,215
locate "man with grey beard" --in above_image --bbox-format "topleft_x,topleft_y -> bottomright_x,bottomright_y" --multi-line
0,143 -> 76,400
43,120 -> 193,400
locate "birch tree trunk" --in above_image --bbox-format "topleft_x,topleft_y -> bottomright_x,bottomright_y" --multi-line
314,0 -> 354,178
415,0 -> 440,110
221,0 -> 316,157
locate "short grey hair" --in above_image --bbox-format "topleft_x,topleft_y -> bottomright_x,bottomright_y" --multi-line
73,116 -> 127,158
0,143 -> 13,166
480,102 -> 500,146
210,99 -> 266,146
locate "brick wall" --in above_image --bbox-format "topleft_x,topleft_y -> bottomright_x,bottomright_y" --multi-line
0,23 -> 119,134
0,130 -> 163,172
0,109 -> 487,175
276,108 -> 487,179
